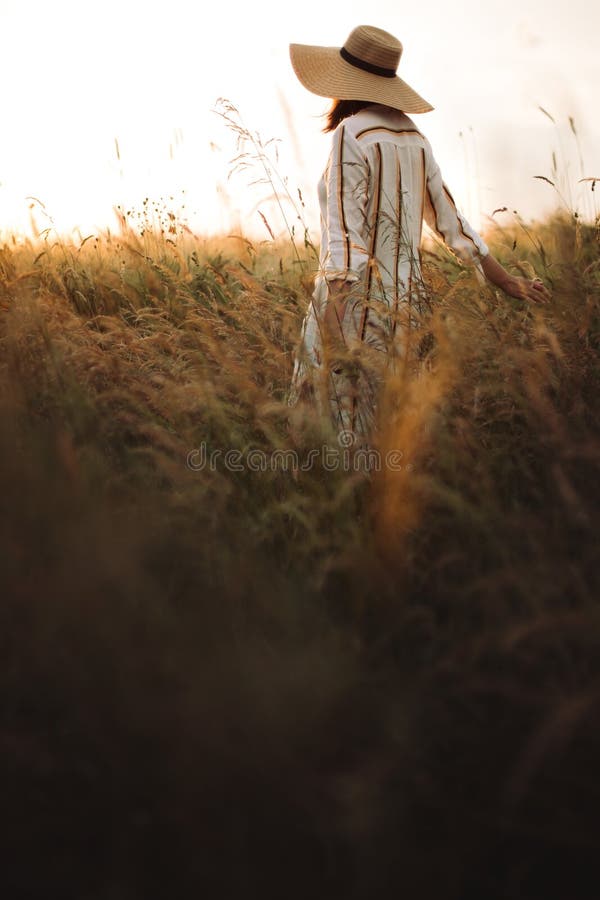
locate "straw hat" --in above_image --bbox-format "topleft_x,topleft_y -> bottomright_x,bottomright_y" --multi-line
289,25 -> 433,114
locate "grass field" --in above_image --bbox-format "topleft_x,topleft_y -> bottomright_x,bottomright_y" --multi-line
1,190 -> 599,897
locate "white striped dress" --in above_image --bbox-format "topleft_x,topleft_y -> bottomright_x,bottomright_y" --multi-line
287,102 -> 489,439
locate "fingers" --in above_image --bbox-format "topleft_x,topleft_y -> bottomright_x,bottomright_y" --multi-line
527,278 -> 551,303
501,275 -> 551,304
521,278 -> 550,303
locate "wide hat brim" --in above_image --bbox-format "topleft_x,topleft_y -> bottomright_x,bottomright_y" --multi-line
289,43 -> 433,114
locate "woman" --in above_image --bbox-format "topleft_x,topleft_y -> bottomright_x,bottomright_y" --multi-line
286,25 -> 550,441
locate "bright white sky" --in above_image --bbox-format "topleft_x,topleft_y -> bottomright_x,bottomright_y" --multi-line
0,0 -> 598,242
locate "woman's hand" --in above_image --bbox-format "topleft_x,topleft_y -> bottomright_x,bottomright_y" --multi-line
501,275 -> 552,304
480,253 -> 551,304
323,278 -> 354,356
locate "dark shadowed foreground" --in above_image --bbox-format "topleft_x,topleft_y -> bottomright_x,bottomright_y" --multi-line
0,210 -> 599,898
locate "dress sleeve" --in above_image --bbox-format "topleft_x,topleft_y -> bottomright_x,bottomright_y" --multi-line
322,123 -> 370,283
422,137 -> 489,265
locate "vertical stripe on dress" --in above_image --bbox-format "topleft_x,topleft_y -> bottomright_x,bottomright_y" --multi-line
392,149 -> 402,340
352,142 -> 382,434
419,147 -> 427,232
442,183 -> 480,253
425,180 -> 442,239
336,126 -> 350,272
417,145 -> 427,272
359,142 -> 382,343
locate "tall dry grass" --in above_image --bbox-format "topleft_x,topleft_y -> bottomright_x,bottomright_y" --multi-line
0,139 -> 599,897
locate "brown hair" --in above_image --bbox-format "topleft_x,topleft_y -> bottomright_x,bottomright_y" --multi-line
321,98 -> 374,133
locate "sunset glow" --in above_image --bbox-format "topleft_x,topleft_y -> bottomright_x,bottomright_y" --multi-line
1,0 -> 598,242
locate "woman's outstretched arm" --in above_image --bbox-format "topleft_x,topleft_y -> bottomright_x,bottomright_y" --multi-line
479,252 -> 551,303
422,137 -> 550,303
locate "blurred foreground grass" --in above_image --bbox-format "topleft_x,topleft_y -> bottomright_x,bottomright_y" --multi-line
0,207 -> 599,898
